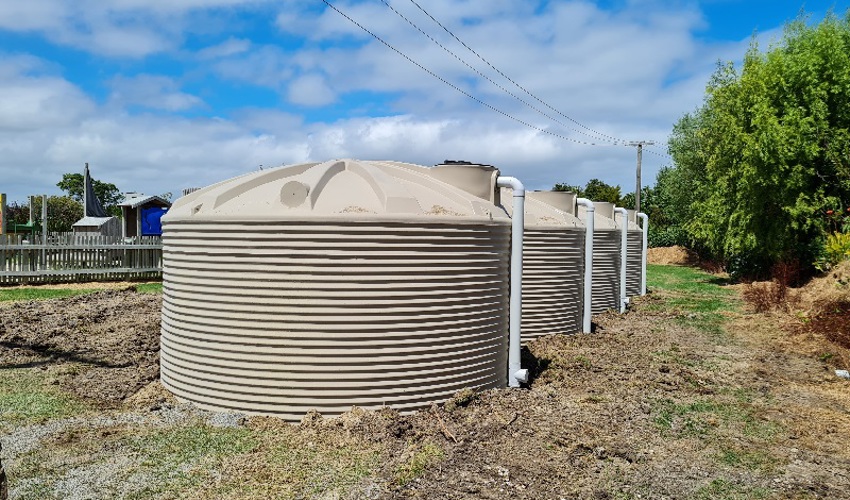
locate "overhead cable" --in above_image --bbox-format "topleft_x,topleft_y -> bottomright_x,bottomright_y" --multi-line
320,0 -> 622,147
404,0 -> 632,145
644,147 -> 672,161
378,0 -> 623,145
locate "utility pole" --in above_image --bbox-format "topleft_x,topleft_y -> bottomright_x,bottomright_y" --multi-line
628,140 -> 654,214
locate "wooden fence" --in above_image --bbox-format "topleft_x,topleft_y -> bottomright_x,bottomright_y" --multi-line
0,233 -> 163,285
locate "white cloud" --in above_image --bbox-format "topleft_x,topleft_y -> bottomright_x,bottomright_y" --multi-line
0,0 -> 276,58
197,37 -> 251,59
0,57 -> 95,131
108,75 -> 204,112
287,73 -> 336,106
0,0 -> 812,204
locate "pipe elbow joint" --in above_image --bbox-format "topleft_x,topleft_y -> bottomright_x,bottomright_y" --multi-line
576,197 -> 594,211
513,369 -> 529,385
496,176 -> 525,196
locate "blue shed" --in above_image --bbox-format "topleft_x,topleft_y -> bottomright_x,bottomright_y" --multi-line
119,193 -> 171,238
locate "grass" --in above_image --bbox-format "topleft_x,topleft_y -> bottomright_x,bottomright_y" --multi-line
0,287 -> 96,302
123,424 -> 258,499
692,479 -> 770,500
647,264 -> 733,296
135,282 -> 162,294
191,428 -> 384,499
0,368 -> 87,430
394,441 -> 445,486
9,422 -> 259,500
0,281 -> 162,302
646,265 -> 788,484
716,447 -> 777,471
647,264 -> 738,340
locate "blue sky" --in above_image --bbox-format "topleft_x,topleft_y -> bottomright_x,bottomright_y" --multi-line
1,0 -> 848,203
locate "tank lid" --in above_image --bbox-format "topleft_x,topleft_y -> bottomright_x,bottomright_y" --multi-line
431,161 -> 500,204
576,204 -> 619,229
592,201 -> 616,219
500,188 -> 583,228
528,190 -> 576,216
166,159 -> 510,221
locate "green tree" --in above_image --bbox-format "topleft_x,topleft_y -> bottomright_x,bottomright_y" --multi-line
552,180 -> 622,204
12,196 -> 84,232
583,178 -> 622,205
5,201 -> 31,226
553,183 -> 584,196
57,173 -> 123,217
667,12 -> 850,276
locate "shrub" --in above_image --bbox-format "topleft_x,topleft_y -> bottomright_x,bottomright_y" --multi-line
649,226 -> 689,248
815,232 -> 850,271
741,260 -> 800,313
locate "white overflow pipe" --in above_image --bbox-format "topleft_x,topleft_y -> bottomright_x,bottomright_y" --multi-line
638,212 -> 649,295
497,176 -> 528,388
614,207 -> 629,313
576,198 -> 594,333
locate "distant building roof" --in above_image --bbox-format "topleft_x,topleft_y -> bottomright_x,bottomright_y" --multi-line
119,193 -> 172,209
73,216 -> 117,227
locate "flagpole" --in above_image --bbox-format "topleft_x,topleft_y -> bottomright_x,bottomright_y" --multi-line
83,162 -> 89,218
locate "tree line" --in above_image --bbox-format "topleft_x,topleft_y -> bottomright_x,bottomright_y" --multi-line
662,12 -> 850,277
558,12 -> 850,279
5,174 -> 123,232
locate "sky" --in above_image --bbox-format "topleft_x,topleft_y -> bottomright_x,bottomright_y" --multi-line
1,0 -> 848,204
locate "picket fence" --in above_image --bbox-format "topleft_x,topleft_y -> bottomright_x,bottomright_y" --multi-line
0,233 -> 163,285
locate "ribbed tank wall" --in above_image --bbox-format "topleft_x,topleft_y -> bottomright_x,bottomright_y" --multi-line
591,230 -> 620,314
521,229 -> 584,341
160,219 -> 511,421
626,230 -> 643,297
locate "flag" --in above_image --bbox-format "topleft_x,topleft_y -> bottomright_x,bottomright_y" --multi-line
84,163 -> 108,217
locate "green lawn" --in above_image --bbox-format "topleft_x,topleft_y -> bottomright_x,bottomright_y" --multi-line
0,282 -> 162,302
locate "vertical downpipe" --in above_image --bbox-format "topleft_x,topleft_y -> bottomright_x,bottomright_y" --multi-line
614,207 -> 629,313
496,176 -> 528,388
638,212 -> 649,296
576,198 -> 594,333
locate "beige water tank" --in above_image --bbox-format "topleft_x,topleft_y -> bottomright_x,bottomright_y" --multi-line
578,201 -> 620,314
501,189 -> 585,340
160,159 -> 512,420
625,209 -> 644,298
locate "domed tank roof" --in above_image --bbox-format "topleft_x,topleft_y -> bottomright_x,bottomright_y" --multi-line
576,201 -> 619,230
499,188 -> 583,229
168,159 -> 509,222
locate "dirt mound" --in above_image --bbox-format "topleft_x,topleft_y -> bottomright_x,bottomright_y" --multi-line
794,260 -> 850,316
647,245 -> 698,265
0,289 -> 161,407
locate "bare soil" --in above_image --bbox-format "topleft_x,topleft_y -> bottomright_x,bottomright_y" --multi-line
2,275 -> 850,498
0,288 -> 161,407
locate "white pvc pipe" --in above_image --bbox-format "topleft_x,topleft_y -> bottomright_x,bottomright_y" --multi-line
576,198 -> 594,333
638,212 -> 649,296
614,207 -> 629,313
496,176 -> 528,388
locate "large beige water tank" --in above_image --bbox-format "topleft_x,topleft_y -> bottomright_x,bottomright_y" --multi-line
160,159 -> 512,421
501,189 -> 585,340
624,209 -> 644,298
578,201 -> 620,314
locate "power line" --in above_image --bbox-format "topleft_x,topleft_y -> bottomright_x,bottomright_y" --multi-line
320,0 -> 622,147
377,0 -> 623,145
404,0 -> 631,145
643,147 -> 672,161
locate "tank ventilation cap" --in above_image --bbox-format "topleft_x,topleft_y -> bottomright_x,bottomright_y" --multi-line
280,181 -> 310,208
